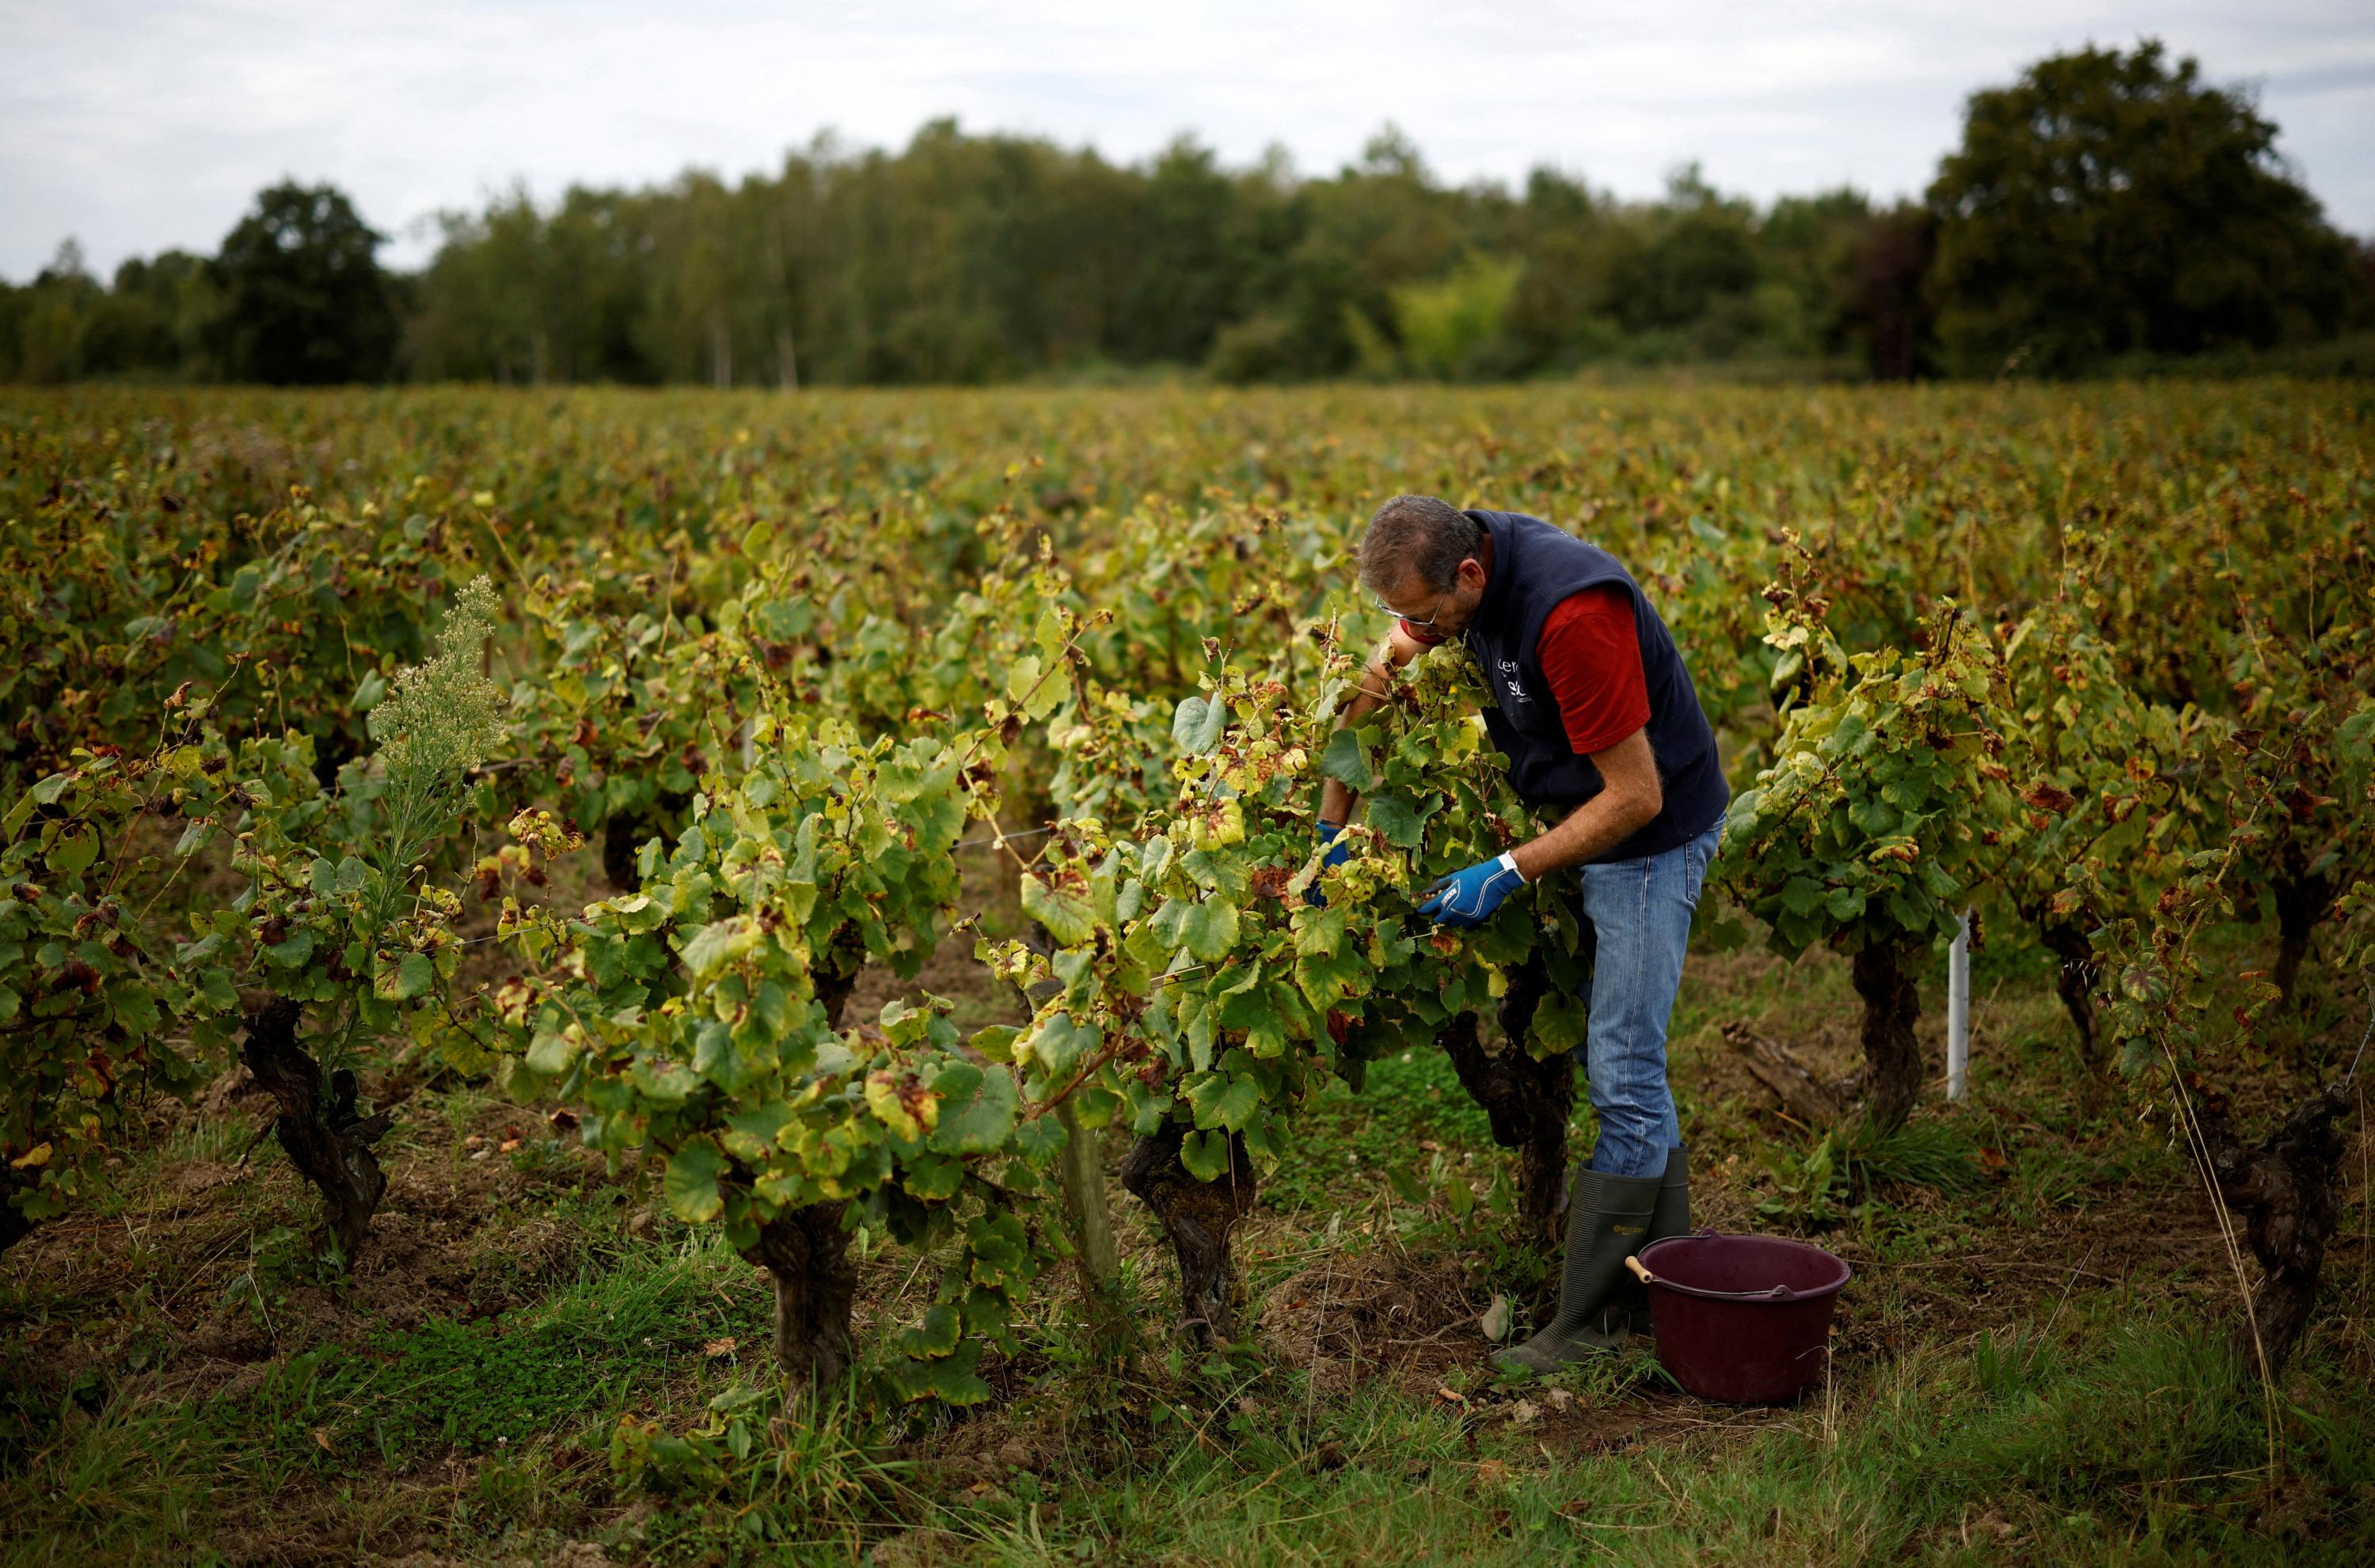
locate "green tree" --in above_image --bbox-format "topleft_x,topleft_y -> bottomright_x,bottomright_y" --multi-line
5,241 -> 104,383
91,251 -> 220,378
1608,167 -> 1763,355
1927,40 -> 2362,374
1112,137 -> 1248,366
1837,204 -> 1937,380
1391,252 -> 1521,378
1759,188 -> 1872,360
404,185 -> 569,383
1227,125 -> 1475,382
210,180 -> 399,384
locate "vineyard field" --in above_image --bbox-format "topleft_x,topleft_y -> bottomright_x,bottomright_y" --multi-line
2,380 -> 2371,1565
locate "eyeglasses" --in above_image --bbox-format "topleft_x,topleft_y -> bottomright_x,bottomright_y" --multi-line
1372,587 -> 1448,628
1372,564 -> 1470,629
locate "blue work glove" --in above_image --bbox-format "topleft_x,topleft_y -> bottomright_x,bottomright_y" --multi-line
1305,821 -> 1353,908
1416,852 -> 1527,928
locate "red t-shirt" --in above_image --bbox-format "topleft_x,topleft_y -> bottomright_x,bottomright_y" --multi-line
1402,584 -> 1648,755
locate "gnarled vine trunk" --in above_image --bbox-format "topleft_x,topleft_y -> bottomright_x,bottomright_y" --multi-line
2037,917 -> 2100,1070
1850,938 -> 1923,1135
744,1201 -> 857,1397
1438,965 -> 1576,1246
600,789 -> 694,894
1121,1121 -> 1256,1342
308,725 -> 360,792
724,933 -> 868,1391
1,1177 -> 33,1255
2192,1076 -> 2353,1376
601,810 -> 649,893
241,997 -> 392,1263
811,925 -> 872,1034
2269,872 -> 2331,1011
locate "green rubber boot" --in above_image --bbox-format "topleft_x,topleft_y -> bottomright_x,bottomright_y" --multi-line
1492,1164 -> 1662,1376
1606,1147 -> 1690,1335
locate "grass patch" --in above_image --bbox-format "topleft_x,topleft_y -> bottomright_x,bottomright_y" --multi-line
838,1311 -> 2371,1565
1266,1043 -> 1561,1217
1,1240 -> 773,1563
232,1245 -> 765,1467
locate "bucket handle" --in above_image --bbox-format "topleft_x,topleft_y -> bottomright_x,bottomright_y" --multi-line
1631,1249 -> 1807,1303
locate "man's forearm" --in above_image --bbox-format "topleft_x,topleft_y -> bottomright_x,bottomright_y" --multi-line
1508,792 -> 1659,883
1318,653 -> 1398,823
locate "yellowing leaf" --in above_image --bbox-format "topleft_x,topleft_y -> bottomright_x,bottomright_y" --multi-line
1020,874 -> 1098,947
864,1071 -> 937,1140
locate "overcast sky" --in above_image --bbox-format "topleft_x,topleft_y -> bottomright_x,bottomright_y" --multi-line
5,1 -> 2371,283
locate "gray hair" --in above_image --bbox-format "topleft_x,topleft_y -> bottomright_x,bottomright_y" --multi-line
1357,495 -> 1484,596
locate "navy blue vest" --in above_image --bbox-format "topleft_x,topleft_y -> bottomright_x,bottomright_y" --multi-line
1461,509 -> 1727,861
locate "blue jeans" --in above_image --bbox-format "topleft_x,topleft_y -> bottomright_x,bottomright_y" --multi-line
1575,819 -> 1721,1179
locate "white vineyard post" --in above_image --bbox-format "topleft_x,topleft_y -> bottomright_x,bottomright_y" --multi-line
1946,911 -> 1971,1103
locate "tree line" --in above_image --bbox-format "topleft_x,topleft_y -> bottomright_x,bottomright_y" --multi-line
6,41 -> 2369,388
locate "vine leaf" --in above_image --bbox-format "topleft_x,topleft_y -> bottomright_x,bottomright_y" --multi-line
679,917 -> 761,979
1179,1127 -> 1233,1181
1363,794 -> 1434,849
1180,899 -> 1241,962
1021,874 -> 1098,947
663,1141 -> 726,1223
393,952 -> 435,1000
930,1061 -> 1020,1154
1172,694 -> 1227,755
1320,729 -> 1374,792
1186,1073 -> 1262,1131
1025,1012 -> 1102,1084
887,1338 -> 993,1405
1013,1117 -> 1069,1164
1531,993 -> 1588,1053
1006,655 -> 1065,722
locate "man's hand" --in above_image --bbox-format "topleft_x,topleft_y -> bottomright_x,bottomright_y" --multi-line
1416,852 -> 1527,929
1305,822 -> 1352,908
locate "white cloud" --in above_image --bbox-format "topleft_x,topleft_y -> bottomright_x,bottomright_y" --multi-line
2,0 -> 2369,279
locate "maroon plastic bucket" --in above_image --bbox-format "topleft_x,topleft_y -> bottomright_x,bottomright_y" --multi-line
1635,1232 -> 1851,1404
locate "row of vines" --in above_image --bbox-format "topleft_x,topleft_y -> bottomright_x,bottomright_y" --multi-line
2,382 -> 2369,1455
